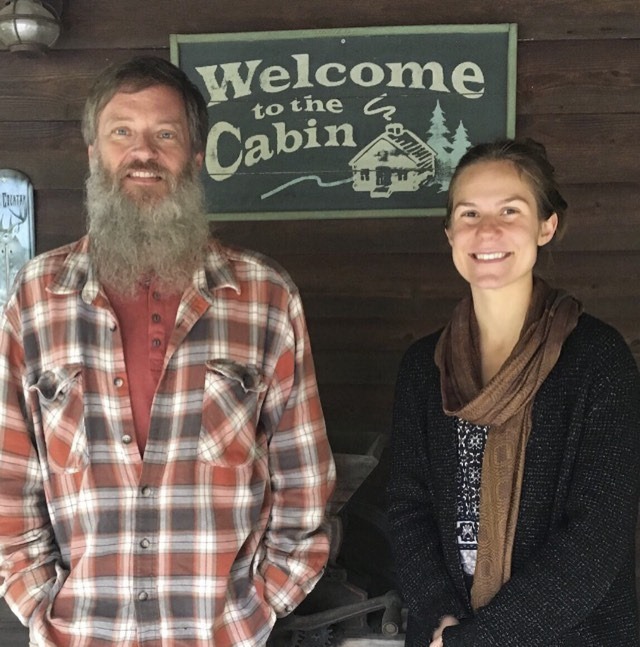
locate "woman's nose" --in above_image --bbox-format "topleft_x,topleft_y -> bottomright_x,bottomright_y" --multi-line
477,216 -> 500,236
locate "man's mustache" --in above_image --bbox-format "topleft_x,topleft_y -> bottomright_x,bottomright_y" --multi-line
116,160 -> 168,181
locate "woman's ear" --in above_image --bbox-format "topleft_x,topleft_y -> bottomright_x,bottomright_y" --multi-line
538,213 -> 558,247
445,225 -> 453,247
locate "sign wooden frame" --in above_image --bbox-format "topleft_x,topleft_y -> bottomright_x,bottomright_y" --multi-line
171,24 -> 517,221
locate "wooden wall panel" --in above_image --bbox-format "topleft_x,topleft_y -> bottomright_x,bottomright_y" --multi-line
517,114 -> 640,183
3,114 -> 638,189
50,0 -> 640,47
0,121 -> 85,188
1,0 -> 639,641
31,182 -> 640,256
3,41 -> 640,123
517,39 -> 640,115
0,49 -> 160,121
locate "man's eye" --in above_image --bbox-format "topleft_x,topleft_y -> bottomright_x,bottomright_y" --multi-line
159,131 -> 175,139
113,127 -> 129,136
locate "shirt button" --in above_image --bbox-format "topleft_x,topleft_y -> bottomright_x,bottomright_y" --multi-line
151,338 -> 161,348
138,591 -> 149,601
152,313 -> 161,323
114,377 -> 124,388
140,486 -> 152,497
122,434 -> 133,445
152,291 -> 161,301
140,538 -> 150,549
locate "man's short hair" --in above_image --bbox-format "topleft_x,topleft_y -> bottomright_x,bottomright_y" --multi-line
82,56 -> 209,154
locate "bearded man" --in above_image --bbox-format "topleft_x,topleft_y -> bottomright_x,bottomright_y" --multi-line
0,57 -> 335,647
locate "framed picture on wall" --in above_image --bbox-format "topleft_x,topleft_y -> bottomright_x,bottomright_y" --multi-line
171,24 -> 517,220
0,169 -> 35,305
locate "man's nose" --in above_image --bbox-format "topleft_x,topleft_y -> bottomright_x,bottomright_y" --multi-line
129,133 -> 158,161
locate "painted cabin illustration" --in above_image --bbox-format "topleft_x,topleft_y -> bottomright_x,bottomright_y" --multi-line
349,123 -> 437,198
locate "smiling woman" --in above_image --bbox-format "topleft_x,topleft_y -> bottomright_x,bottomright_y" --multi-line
387,138 -> 640,647
446,160 -> 557,308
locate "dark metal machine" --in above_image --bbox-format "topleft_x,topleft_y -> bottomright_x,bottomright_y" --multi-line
268,433 -> 407,647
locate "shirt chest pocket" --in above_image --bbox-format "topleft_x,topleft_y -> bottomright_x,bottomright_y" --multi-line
197,359 -> 267,467
29,364 -> 87,474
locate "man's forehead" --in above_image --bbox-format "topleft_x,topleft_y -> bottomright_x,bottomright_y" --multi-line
100,84 -> 187,119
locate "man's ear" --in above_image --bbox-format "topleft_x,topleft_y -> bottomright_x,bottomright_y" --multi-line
538,213 -> 558,247
194,151 -> 204,170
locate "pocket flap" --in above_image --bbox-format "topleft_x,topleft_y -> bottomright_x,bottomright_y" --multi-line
205,359 -> 266,394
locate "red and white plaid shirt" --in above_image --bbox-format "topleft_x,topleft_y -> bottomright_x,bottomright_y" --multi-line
0,236 -> 335,647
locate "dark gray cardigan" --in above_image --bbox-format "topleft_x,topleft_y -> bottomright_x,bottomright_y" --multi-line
387,313 -> 640,646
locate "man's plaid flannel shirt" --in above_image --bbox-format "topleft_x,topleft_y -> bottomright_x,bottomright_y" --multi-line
0,236 -> 335,646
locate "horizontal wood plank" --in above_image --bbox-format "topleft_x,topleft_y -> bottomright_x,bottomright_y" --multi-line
0,49 -> 161,122
516,39 -> 640,115
320,384 -> 395,437
215,184 -> 640,254
515,114 -> 640,184
307,305 -> 640,352
2,113 -> 637,191
7,0 -> 637,50
313,315 -> 640,388
2,40 -> 639,121
0,121 -> 87,190
279,250 -> 640,299
30,180 -> 640,257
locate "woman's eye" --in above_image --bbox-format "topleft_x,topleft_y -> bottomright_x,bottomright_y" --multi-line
462,211 -> 478,219
113,127 -> 129,136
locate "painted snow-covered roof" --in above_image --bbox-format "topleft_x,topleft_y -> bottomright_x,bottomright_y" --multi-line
350,123 -> 436,168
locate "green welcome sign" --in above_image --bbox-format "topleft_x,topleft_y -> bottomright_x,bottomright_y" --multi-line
171,24 -> 517,220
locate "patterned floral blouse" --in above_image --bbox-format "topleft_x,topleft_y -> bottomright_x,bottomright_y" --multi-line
455,418 -> 489,577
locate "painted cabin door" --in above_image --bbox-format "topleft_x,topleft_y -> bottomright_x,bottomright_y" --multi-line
376,167 -> 392,187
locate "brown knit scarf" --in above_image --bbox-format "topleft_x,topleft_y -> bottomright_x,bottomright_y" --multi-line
434,278 -> 582,610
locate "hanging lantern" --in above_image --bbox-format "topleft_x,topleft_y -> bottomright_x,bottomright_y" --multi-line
0,0 -> 63,55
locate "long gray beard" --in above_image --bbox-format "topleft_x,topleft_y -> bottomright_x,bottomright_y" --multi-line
86,157 -> 210,297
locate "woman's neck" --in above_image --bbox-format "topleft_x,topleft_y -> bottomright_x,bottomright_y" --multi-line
471,278 -> 533,384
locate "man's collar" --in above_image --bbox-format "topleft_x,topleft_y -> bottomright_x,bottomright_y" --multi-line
193,240 -> 240,305
46,236 -> 241,305
47,236 -> 101,303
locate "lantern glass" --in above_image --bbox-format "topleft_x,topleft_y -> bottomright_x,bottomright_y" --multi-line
0,0 -> 61,53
